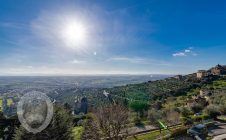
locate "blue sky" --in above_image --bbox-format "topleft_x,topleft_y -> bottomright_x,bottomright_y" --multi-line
0,0 -> 226,75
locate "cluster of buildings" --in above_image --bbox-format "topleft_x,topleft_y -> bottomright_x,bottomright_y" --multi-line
186,90 -> 212,108
196,64 -> 226,79
185,64 -> 226,108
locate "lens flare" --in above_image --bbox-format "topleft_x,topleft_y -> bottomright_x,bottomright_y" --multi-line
61,21 -> 87,49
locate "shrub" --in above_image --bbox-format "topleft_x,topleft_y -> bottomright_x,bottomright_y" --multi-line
202,114 -> 210,120
134,117 -> 143,126
13,105 -> 74,140
181,117 -> 193,126
81,114 -> 100,140
191,104 -> 204,114
180,107 -> 192,118
192,116 -> 202,122
191,114 -> 210,123
204,105 -> 221,119
170,126 -> 189,138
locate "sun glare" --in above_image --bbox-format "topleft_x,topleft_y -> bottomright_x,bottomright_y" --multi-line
61,21 -> 87,49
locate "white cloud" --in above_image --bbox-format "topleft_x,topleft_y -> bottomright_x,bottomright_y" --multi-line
69,59 -> 86,64
173,47 -> 197,57
173,52 -> 186,57
26,66 -> 33,69
185,49 -> 191,53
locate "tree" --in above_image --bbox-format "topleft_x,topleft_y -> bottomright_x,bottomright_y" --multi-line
165,110 -> 180,125
180,107 -> 193,126
129,101 -> 149,118
148,109 -> 162,130
81,114 -> 100,140
191,103 -> 204,113
94,104 -> 129,140
63,103 -> 72,113
204,105 -> 221,119
220,103 -> 226,115
13,105 -> 74,140
180,107 -> 192,118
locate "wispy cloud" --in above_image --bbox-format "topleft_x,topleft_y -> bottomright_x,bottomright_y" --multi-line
108,56 -> 172,66
173,52 -> 186,57
185,49 -> 191,53
108,57 -> 146,64
173,47 -> 197,57
69,59 -> 86,64
107,1 -> 152,14
0,22 -> 28,30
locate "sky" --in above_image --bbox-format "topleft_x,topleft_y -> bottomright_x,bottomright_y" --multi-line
0,0 -> 226,75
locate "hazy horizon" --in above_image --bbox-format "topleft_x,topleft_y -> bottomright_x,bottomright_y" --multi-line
0,73 -> 174,77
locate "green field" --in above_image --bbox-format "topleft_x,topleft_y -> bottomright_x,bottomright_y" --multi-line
7,98 -> 13,107
206,80 -> 226,89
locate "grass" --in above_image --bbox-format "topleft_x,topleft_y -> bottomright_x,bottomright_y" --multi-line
7,98 -> 13,107
127,129 -> 170,140
73,125 -> 168,140
127,125 -> 182,140
213,80 -> 226,87
73,126 -> 83,140
206,80 -> 226,89
218,115 -> 226,121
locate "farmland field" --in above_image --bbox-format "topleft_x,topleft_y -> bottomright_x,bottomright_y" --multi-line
7,98 -> 13,106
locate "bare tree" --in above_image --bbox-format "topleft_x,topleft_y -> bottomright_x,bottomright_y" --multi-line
148,109 -> 162,132
165,110 -> 180,125
94,104 -> 129,140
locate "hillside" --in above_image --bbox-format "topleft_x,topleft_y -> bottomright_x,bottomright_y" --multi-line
72,65 -> 226,140
52,65 -> 226,109
105,64 -> 226,106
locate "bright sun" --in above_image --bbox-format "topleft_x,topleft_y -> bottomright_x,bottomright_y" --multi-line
61,21 -> 87,49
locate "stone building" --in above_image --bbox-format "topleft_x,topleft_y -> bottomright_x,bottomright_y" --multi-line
196,70 -> 207,78
211,64 -> 226,75
174,75 -> 183,80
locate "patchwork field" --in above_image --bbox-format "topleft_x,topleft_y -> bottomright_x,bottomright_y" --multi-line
7,98 -> 13,106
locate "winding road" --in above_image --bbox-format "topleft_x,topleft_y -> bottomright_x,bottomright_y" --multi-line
213,134 -> 226,140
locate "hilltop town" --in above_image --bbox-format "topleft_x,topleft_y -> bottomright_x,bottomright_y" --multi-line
196,64 -> 226,78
